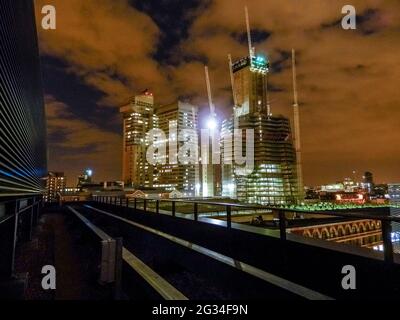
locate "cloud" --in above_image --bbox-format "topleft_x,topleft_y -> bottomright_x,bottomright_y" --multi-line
36,0 -> 400,185
45,96 -> 121,183
172,0 -> 400,184
36,0 -> 174,105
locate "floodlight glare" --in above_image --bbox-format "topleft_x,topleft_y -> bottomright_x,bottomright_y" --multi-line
207,118 -> 217,130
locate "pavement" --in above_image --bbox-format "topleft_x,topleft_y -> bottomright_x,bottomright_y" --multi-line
14,208 -> 109,300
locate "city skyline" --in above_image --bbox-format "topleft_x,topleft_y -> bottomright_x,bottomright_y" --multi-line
2,0 -> 400,303
35,0 -> 400,185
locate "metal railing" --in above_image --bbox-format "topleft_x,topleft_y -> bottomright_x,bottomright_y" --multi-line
67,206 -> 123,299
0,196 -> 43,279
92,195 -> 399,265
67,206 -> 189,300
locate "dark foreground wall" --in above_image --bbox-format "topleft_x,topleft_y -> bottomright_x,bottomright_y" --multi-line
91,201 -> 400,299
0,0 -> 47,196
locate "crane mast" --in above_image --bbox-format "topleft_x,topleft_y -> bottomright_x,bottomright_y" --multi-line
292,49 -> 304,202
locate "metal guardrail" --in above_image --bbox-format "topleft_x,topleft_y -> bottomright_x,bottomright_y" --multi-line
85,204 -> 332,300
0,196 -> 42,280
93,195 -> 398,265
67,206 -> 123,299
67,206 -> 187,300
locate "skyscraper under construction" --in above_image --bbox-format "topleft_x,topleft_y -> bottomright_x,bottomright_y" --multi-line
221,7 -> 301,205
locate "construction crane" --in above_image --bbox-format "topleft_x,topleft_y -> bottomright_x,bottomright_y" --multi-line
245,6 -> 254,59
228,54 -> 240,129
292,49 -> 304,202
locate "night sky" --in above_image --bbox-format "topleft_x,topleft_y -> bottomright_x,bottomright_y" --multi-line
35,0 -> 400,186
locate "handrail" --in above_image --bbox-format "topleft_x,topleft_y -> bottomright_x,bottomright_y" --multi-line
0,195 -> 43,279
85,204 -> 331,300
92,195 -> 399,264
68,206 -> 187,300
0,195 -> 42,207
92,195 -> 399,222
67,206 -> 122,296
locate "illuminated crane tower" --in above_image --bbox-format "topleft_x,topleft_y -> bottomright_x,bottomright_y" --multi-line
291,49 -> 304,201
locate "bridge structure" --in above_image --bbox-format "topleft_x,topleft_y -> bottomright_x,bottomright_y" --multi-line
288,219 -> 383,249
1,195 -> 400,300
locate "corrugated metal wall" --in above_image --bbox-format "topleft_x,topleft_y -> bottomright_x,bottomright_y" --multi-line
0,0 -> 47,196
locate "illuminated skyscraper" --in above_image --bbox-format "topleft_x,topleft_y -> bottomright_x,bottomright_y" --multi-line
120,90 -> 155,187
0,0 -> 47,196
232,56 -> 269,117
235,114 -> 299,205
221,118 -> 236,197
153,101 -> 199,197
44,172 -> 66,203
220,7 -> 301,205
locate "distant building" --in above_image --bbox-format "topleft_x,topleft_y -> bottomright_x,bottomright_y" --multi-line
343,178 -> 359,193
44,172 -> 66,203
101,181 -> 124,191
231,56 -> 268,117
59,191 -> 91,204
221,114 -> 300,205
320,183 -> 345,193
77,169 -> 93,188
0,0 -> 47,197
335,192 -> 366,204
127,188 -> 170,200
153,101 -> 200,197
388,184 -> 400,243
220,51 -> 300,205
221,119 -> 235,198
237,114 -> 299,205
389,184 -> 400,205
373,184 -> 388,198
362,171 -> 374,194
120,90 -> 155,188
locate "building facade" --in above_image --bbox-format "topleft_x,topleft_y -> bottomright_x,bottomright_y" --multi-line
121,95 -> 202,197
0,0 -> 47,197
44,172 -> 66,203
222,54 -> 300,205
235,114 -> 299,205
389,183 -> 400,238
389,184 -> 400,205
232,56 -> 268,117
77,169 -> 93,188
221,118 -> 236,197
362,171 -> 374,194
120,91 -> 155,187
153,101 -> 199,197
